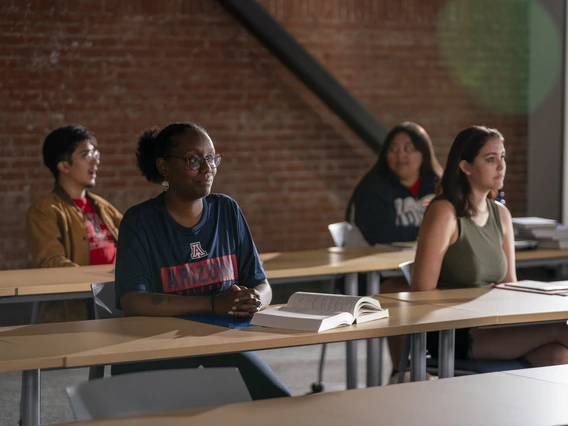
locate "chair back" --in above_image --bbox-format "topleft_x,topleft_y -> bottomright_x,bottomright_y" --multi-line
398,261 -> 414,286
66,367 -> 252,421
328,221 -> 369,248
91,282 -> 124,320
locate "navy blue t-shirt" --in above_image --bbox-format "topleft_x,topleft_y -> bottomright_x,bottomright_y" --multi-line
115,193 -> 266,309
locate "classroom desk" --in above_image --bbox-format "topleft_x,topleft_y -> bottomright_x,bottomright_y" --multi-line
59,367 -> 568,426
380,287 -> 568,380
503,364 -> 568,385
0,246 -> 406,305
0,297 -> 498,426
0,246 -> 412,392
3,247 -> 566,301
1,247 -> 568,394
381,287 -> 568,324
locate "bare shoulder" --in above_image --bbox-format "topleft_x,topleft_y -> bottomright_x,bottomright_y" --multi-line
426,199 -> 457,221
493,199 -> 512,222
421,199 -> 458,237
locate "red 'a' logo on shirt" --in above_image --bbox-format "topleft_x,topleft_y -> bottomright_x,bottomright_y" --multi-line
190,242 -> 208,260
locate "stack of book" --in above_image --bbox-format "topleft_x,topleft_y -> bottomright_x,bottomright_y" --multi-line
513,217 -> 568,249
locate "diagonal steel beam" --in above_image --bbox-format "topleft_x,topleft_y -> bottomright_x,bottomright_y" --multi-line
218,0 -> 386,152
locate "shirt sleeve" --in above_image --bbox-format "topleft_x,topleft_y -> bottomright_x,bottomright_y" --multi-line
114,211 -> 153,309
25,204 -> 78,268
232,201 -> 266,287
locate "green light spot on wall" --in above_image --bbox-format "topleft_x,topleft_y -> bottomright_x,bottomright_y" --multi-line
438,0 -> 561,114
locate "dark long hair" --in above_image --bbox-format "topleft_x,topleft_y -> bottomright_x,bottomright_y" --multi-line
374,121 -> 443,180
346,122 -> 442,221
437,125 -> 504,217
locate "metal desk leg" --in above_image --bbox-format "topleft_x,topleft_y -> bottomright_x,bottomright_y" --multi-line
438,329 -> 455,379
30,301 -> 41,324
20,302 -> 42,425
344,272 -> 358,389
21,369 -> 40,426
410,332 -> 426,382
366,271 -> 382,387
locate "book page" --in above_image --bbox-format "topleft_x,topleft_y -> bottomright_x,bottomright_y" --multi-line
505,280 -> 568,291
287,292 -> 362,315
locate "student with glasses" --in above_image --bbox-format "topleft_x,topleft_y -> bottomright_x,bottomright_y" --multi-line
346,121 -> 443,246
25,124 -> 123,322
113,122 -> 291,400
346,122 -> 443,380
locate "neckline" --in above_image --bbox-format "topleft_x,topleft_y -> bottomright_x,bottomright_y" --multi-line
467,199 -> 491,229
159,193 -> 208,233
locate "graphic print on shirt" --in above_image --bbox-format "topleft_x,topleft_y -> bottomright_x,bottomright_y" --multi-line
394,195 -> 432,227
190,242 -> 208,259
160,254 -> 238,295
84,212 -> 114,249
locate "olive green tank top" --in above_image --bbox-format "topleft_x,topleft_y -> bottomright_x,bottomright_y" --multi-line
438,199 -> 507,289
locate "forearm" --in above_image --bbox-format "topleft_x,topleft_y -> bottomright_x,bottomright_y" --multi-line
254,281 -> 272,309
120,291 -> 213,317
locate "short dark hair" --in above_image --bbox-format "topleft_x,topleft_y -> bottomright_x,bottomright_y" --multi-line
42,125 -> 96,180
437,125 -> 504,217
136,122 -> 207,184
375,121 -> 443,180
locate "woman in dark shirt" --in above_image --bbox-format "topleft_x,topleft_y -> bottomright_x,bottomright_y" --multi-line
347,121 -> 442,245
113,122 -> 291,400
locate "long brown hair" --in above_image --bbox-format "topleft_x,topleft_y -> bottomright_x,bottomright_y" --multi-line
436,125 -> 504,217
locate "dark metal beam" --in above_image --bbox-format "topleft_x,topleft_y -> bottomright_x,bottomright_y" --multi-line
218,0 -> 386,152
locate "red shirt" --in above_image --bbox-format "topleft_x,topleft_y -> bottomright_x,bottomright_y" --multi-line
74,197 -> 117,265
408,176 -> 421,197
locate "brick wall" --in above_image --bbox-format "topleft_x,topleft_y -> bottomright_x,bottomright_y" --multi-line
0,0 -> 528,269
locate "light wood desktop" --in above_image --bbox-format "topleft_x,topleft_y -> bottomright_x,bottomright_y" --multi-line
0,246 -> 405,298
59,367 -> 568,426
0,297 -> 498,373
0,265 -> 114,297
2,247 -> 568,299
381,287 -> 568,325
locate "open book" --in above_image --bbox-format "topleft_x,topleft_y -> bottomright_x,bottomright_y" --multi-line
250,292 -> 389,332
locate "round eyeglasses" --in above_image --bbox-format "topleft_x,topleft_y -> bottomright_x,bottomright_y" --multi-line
79,149 -> 101,162
165,154 -> 223,171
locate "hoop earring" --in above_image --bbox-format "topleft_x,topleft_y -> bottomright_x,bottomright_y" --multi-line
161,179 -> 170,192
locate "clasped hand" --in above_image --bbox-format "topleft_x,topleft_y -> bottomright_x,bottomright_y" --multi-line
213,285 -> 261,318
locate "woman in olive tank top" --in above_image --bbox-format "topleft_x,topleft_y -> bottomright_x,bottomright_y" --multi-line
413,126 -> 568,366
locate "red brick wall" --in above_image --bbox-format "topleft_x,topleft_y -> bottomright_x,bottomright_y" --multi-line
0,0 -> 527,269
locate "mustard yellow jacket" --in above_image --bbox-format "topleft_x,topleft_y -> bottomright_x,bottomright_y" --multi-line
25,186 -> 123,323
25,185 -> 122,268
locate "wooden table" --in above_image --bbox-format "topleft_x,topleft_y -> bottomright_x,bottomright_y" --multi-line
3,247 -> 568,425
3,247 -> 566,301
0,296 -> 499,426
0,246 -> 406,300
381,287 -> 568,325
5,287 -> 568,426
0,297 -> 499,372
0,246 -> 409,395
59,367 -> 568,426
381,287 -> 568,380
